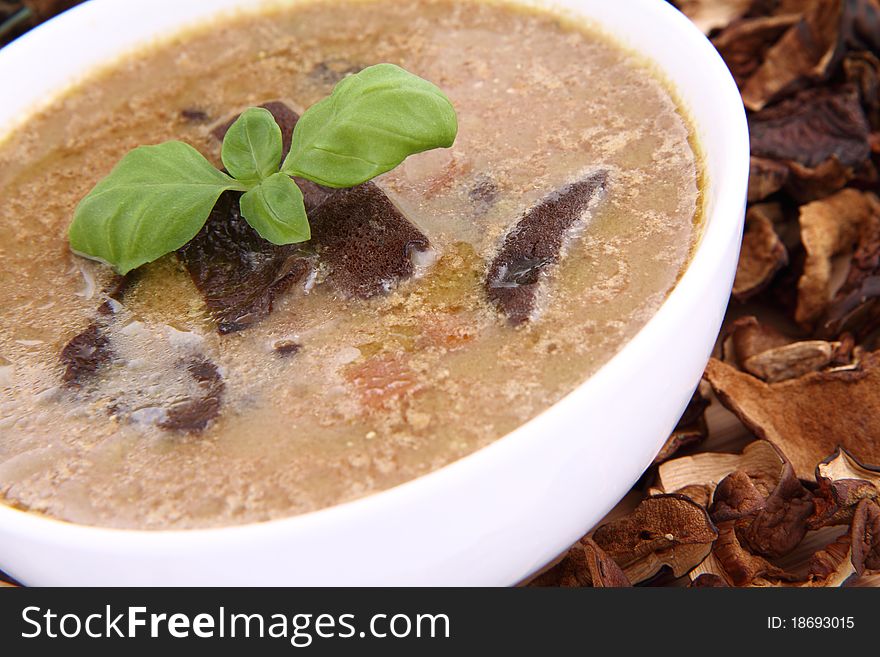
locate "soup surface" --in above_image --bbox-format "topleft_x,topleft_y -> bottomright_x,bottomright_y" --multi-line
0,0 -> 702,529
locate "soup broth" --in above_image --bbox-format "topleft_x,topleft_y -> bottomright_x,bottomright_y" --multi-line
0,0 -> 702,529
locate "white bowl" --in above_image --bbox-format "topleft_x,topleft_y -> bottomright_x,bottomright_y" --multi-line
0,0 -> 748,586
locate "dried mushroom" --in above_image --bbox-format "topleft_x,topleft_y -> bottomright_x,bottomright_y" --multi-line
591,494 -> 718,584
851,499 -> 880,573
743,340 -> 839,382
811,448 -> 880,528
750,86 -> 871,169
796,188 -> 880,325
784,157 -> 856,203
819,203 -> 880,339
528,537 -> 631,588
723,316 -> 850,382
748,156 -> 791,202
733,204 -> 789,301
656,439 -> 786,501
712,520 -> 799,585
740,1 -> 859,111
704,353 -> 880,479
712,461 -> 814,558
712,14 -> 800,86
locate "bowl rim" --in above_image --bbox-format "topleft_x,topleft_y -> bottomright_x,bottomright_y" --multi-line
0,0 -> 749,549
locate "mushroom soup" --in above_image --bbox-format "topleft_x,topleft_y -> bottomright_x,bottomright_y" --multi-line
0,0 -> 703,529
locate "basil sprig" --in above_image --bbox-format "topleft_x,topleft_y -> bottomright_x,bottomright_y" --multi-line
68,64 -> 458,275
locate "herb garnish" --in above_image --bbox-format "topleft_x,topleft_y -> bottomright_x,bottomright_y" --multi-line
68,64 -> 458,275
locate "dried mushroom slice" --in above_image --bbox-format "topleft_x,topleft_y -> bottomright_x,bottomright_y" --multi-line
591,494 -> 718,584
851,499 -> 880,573
819,447 -> 880,485
810,448 -> 880,528
749,85 -> 871,170
743,340 -> 840,382
712,520 -> 800,586
528,537 -> 631,588
703,354 -> 880,479
819,203 -> 880,339
723,315 -> 792,366
783,156 -> 855,203
733,204 -> 789,301
797,500 -> 880,586
740,1 -> 854,111
797,188 -> 880,325
656,439 -> 786,500
713,462 -> 815,558
748,156 -> 790,202
712,13 -> 800,87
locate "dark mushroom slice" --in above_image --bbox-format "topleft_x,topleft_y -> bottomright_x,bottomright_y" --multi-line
703,352 -> 880,480
528,537 -> 631,588
749,85 -> 871,170
60,323 -> 112,386
210,101 -> 434,300
591,493 -> 718,584
158,358 -> 225,433
178,191 -> 314,334
486,168 -> 609,325
733,203 -> 788,301
59,274 -> 136,385
308,182 -> 433,299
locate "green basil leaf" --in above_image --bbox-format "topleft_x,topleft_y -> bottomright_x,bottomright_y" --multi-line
239,173 -> 310,245
221,107 -> 284,185
68,141 -> 243,275
282,63 -> 458,188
